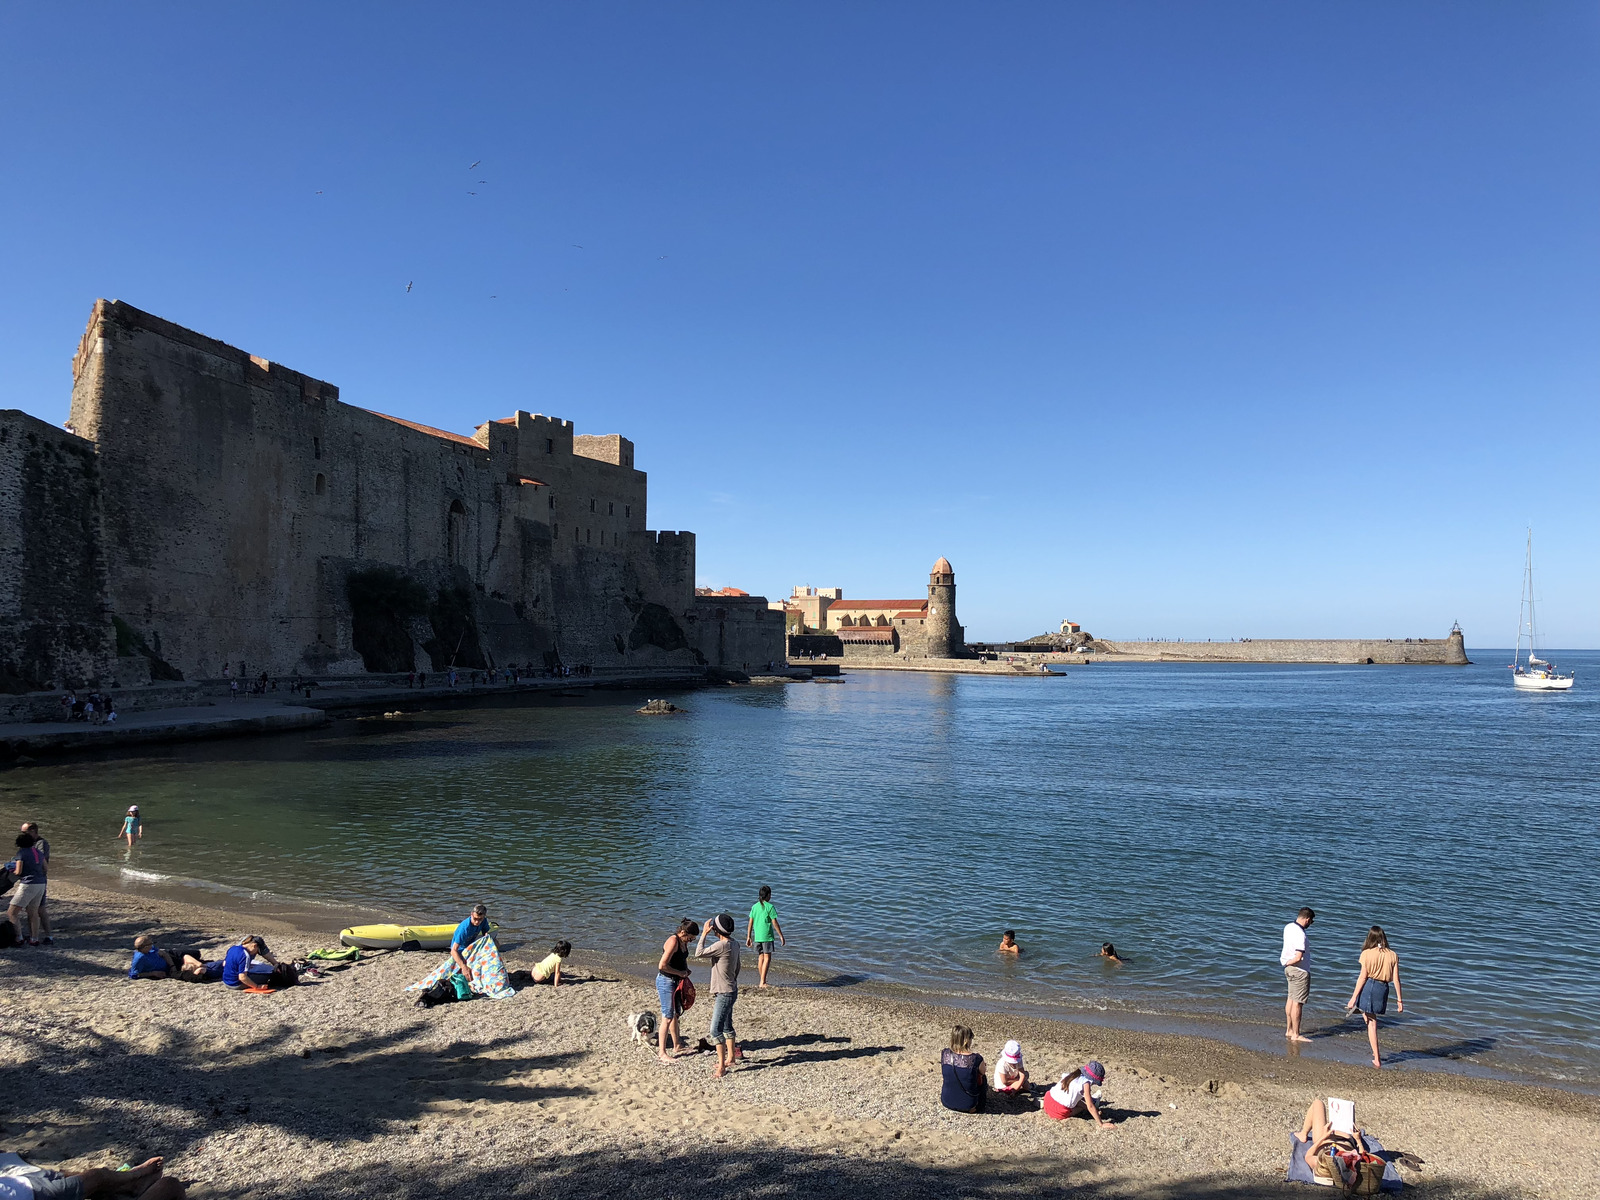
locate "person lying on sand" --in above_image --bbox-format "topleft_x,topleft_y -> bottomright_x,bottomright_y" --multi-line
991,1040 -> 1029,1094
1043,1061 -> 1112,1130
128,935 -> 214,981
0,1152 -> 184,1199
998,930 -> 1021,955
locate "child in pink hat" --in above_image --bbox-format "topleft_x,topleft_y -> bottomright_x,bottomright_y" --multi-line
992,1039 -> 1029,1094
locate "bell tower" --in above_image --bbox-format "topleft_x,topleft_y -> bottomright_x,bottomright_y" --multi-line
925,556 -> 962,658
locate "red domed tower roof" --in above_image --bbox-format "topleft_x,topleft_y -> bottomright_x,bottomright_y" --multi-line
931,556 -> 953,577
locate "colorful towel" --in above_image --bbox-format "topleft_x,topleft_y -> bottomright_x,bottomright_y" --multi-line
405,935 -> 516,1000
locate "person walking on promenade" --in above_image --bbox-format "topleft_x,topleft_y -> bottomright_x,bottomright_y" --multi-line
745,885 -> 785,988
119,805 -> 143,847
656,918 -> 699,1064
696,913 -> 743,1077
1281,906 -> 1315,1042
20,822 -> 51,944
1346,925 -> 1404,1068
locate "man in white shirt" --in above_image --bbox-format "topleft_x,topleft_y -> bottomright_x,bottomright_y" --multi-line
1280,906 -> 1315,1042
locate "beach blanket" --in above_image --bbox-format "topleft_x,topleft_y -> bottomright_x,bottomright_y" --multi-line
405,935 -> 515,1000
1287,1132 -> 1404,1191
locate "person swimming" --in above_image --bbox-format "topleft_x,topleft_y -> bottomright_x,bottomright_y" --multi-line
1099,942 -> 1123,964
999,930 -> 1021,955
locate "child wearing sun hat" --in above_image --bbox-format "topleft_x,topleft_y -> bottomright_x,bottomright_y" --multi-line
1043,1060 -> 1112,1129
992,1039 -> 1029,1093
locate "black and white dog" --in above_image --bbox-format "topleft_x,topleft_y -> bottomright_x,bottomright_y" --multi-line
627,1010 -> 658,1048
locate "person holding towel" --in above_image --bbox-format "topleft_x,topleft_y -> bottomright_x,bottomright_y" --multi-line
1346,925 -> 1404,1068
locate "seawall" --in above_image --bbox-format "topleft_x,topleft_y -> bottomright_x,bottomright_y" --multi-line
1097,632 -> 1469,665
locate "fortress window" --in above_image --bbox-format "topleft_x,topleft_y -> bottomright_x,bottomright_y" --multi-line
589,498 -> 596,513
548,495 -> 555,510
608,501 -> 614,515
448,499 -> 466,565
625,505 -> 631,518
313,437 -> 321,460
314,473 -> 326,495
587,528 -> 592,544
546,438 -> 553,454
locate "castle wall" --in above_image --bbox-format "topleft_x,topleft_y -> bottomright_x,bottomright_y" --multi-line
687,593 -> 788,671
64,300 -> 701,680
1097,634 -> 1470,665
0,410 -> 118,690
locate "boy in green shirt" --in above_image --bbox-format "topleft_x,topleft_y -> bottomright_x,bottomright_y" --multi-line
744,884 -> 786,987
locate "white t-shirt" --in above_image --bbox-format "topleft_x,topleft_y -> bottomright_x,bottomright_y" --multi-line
993,1058 -> 1024,1090
1281,921 -> 1309,970
1049,1074 -> 1088,1110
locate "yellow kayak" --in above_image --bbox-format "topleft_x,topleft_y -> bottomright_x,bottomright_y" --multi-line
338,922 -> 498,951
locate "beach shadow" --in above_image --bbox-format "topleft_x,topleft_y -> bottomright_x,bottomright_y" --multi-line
0,1023 -> 592,1158
1386,1037 -> 1498,1064
739,1041 -> 903,1072
740,1032 -> 852,1052
224,1140 -> 1528,1200
795,973 -> 871,988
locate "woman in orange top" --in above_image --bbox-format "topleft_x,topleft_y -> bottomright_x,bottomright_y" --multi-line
1346,926 -> 1404,1068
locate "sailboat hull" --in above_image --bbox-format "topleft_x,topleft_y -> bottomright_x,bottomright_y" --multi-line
1513,672 -> 1574,691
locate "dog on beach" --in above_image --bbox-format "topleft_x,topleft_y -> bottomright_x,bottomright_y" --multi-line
628,1011 -> 658,1048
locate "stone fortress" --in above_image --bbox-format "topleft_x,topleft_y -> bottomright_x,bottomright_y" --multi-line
0,300 -> 784,692
780,557 -> 966,661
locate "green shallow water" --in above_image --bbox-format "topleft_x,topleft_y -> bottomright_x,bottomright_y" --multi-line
4,652 -> 1597,1087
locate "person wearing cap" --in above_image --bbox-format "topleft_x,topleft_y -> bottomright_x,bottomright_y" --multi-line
118,806 -> 143,847
221,935 -> 279,989
695,912 -> 743,1078
451,904 -> 493,984
992,1040 -> 1029,1094
1043,1061 -> 1111,1129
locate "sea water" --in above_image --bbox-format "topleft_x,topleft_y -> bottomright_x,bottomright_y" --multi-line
3,651 -> 1597,1087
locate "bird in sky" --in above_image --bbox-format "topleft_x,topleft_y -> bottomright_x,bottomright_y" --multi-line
477,180 -> 487,183
406,281 -> 413,293
570,244 -> 584,250
469,159 -> 481,170
468,191 -> 477,196
315,190 -> 323,195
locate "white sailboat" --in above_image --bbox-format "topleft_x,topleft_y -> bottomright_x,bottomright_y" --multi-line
1511,529 -> 1574,691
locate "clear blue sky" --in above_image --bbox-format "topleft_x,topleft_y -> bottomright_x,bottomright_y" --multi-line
3,4 -> 1596,646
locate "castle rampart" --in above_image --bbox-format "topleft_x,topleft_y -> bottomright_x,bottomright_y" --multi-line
1096,633 -> 1469,665
25,299 -> 784,685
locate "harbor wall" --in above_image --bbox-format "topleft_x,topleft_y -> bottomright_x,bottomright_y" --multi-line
1098,631 -> 1469,665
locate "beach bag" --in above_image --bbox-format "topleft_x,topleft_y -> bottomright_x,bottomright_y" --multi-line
268,963 -> 300,989
450,972 -> 476,1001
676,977 -> 696,1014
1315,1138 -> 1384,1196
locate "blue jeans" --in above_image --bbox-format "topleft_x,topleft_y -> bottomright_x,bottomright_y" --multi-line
708,989 -> 738,1045
656,973 -> 679,1018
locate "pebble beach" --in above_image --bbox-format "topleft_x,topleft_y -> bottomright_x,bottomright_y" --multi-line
2,879 -> 1596,1199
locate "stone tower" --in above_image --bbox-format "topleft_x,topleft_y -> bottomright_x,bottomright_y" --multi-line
925,556 -> 962,658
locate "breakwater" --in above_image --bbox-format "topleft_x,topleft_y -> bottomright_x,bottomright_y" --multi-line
1098,630 -> 1468,665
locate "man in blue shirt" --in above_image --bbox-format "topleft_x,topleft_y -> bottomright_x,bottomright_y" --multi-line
450,904 -> 492,985
222,935 -> 278,989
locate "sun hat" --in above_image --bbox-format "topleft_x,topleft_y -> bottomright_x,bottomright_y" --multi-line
1082,1060 -> 1105,1084
1002,1040 -> 1022,1063
128,805 -> 139,812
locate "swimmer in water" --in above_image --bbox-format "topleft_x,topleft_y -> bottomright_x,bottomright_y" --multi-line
999,930 -> 1021,955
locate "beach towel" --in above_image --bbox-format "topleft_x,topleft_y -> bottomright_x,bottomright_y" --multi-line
1287,1132 -> 1403,1191
308,946 -> 361,962
405,934 -> 515,1000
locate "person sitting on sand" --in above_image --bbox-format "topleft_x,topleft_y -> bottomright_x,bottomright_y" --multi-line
450,904 -> 493,986
1043,1061 -> 1112,1130
991,1040 -> 1029,1094
998,930 -> 1021,955
656,919 -> 699,1064
0,1152 -> 184,1199
1099,942 -> 1123,964
129,935 -> 213,981
531,940 -> 572,987
939,1025 -> 988,1113
221,935 -> 279,989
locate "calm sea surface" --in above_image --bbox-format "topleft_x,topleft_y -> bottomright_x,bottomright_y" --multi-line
4,651 -> 1598,1086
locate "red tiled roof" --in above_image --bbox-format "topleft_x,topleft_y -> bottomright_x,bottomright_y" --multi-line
893,611 -> 924,620
491,416 -> 516,425
368,409 -> 482,448
829,600 -> 926,611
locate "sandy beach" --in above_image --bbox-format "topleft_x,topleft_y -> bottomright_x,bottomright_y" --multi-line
2,879 -> 1595,1200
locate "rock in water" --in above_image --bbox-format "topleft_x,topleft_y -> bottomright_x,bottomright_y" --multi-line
637,699 -> 683,715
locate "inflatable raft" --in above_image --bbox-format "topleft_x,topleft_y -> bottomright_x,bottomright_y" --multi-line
338,922 -> 498,951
